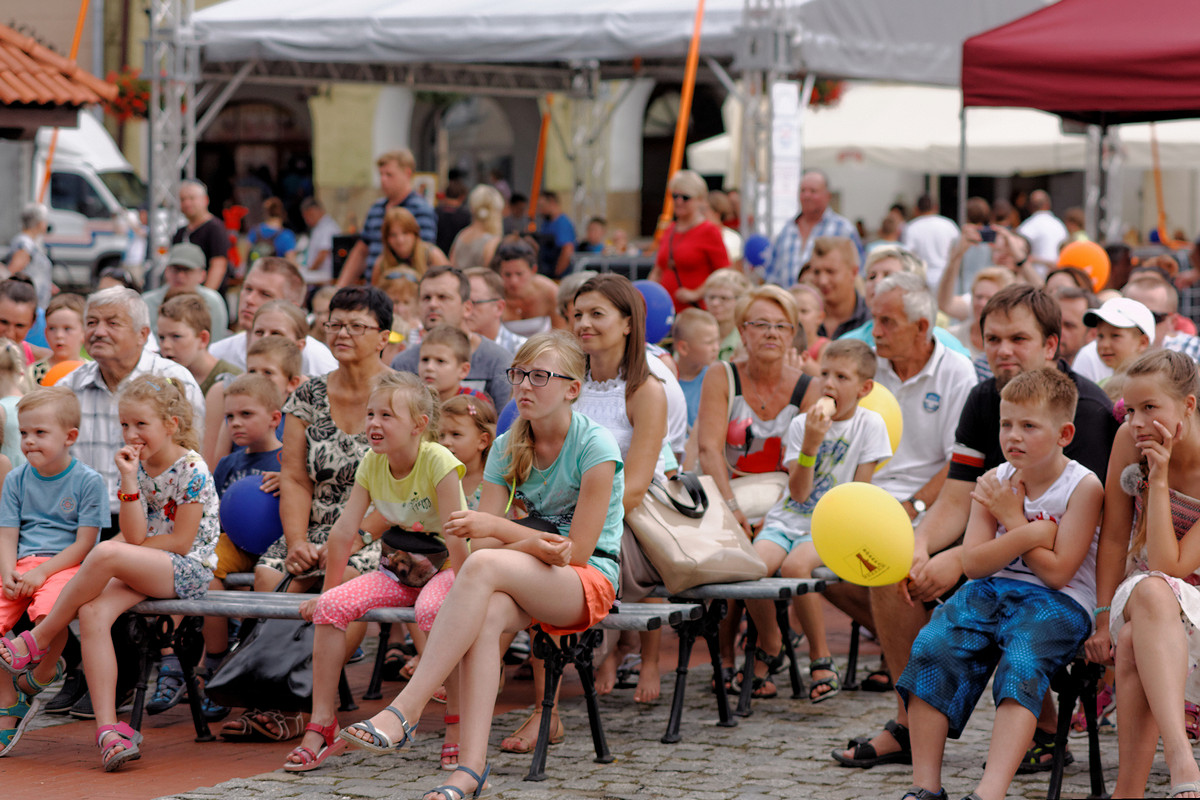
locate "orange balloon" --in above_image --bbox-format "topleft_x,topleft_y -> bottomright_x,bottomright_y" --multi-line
1058,240 -> 1110,293
41,360 -> 83,386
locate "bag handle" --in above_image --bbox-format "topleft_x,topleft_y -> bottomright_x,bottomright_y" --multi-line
646,473 -> 709,519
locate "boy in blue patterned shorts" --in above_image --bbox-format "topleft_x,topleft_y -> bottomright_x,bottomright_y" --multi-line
897,368 -> 1103,800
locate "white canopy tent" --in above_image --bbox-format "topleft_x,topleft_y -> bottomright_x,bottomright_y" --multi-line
689,83 -> 1200,177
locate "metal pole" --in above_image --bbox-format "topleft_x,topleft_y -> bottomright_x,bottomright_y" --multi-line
957,106 -> 967,228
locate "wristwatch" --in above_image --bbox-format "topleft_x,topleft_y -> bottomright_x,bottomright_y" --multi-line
359,529 -> 374,546
908,497 -> 927,515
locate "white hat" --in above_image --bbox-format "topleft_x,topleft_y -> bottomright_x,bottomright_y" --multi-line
1083,297 -> 1155,340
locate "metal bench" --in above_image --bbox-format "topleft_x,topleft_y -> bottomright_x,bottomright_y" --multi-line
128,589 -> 701,782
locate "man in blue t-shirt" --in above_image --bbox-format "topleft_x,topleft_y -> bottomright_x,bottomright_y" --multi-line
536,191 -> 576,278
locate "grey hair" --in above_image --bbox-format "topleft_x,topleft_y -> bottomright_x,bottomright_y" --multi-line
20,202 -> 47,230
179,178 -> 208,196
875,272 -> 935,339
86,286 -> 150,332
865,244 -> 927,281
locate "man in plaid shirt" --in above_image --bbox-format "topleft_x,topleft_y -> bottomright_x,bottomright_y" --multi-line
764,170 -> 863,287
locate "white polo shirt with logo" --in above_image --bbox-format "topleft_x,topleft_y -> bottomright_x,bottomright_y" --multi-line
872,338 -> 977,502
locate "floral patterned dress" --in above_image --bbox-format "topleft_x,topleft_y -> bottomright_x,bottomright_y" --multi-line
1111,478 -> 1200,702
262,375 -> 380,576
140,450 -> 219,600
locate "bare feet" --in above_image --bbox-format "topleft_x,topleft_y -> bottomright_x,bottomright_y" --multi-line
634,658 -> 661,704
500,710 -> 563,753
595,652 -> 618,695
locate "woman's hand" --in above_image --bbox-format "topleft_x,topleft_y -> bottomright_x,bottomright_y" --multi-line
285,541 -> 321,574
298,596 -> 320,621
444,510 -> 497,540
1139,419 -> 1181,487
516,531 -> 573,567
115,444 -> 142,478
732,507 -> 753,539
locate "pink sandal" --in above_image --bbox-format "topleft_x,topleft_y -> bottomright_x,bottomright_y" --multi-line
1187,701 -> 1200,742
0,631 -> 48,676
441,714 -> 460,771
283,721 -> 345,772
96,722 -> 142,772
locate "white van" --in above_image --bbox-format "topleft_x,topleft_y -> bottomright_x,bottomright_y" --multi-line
0,113 -> 146,290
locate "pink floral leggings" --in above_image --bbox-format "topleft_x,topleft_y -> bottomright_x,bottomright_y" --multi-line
311,569 -> 456,632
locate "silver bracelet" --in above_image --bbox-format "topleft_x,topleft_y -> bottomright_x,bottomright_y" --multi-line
725,496 -> 740,512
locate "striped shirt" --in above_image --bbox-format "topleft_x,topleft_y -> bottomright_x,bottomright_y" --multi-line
362,192 -> 438,280
58,351 -> 205,505
763,208 -> 864,287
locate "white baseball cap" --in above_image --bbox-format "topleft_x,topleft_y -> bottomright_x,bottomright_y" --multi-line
1083,297 -> 1155,340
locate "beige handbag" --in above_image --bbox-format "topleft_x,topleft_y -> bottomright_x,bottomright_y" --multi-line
625,473 -> 768,594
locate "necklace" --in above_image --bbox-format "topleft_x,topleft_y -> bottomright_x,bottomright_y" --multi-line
747,374 -> 773,412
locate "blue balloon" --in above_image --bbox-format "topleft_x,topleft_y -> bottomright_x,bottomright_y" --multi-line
634,279 -> 675,344
219,474 -> 285,555
497,399 -> 519,436
744,234 -> 772,268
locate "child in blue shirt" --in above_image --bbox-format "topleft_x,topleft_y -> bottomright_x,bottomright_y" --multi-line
672,308 -> 720,430
0,387 -> 108,755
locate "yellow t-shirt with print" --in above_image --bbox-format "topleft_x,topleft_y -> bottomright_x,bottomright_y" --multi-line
354,441 -> 466,543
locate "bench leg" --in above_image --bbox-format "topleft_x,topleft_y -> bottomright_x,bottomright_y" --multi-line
775,599 -> 805,700
843,621 -> 861,691
125,613 -> 155,733
1046,665 -> 1077,800
526,629 -> 566,782
1081,662 -> 1107,800
735,613 -> 758,717
662,617 -> 697,744
703,600 -> 737,730
337,669 -> 358,712
364,622 -> 390,701
172,615 -> 215,742
575,629 -> 613,765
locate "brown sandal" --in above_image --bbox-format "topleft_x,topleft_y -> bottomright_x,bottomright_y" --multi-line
248,709 -> 306,741
220,711 -> 262,740
500,712 -> 564,754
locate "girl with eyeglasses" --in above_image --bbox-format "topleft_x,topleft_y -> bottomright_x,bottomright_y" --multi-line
339,331 -> 624,800
647,169 -> 730,313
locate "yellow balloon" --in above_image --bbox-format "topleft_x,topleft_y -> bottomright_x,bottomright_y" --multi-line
859,382 -> 902,470
811,482 -> 914,587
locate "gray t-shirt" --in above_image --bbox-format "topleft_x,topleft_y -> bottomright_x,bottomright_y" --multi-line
391,332 -> 512,409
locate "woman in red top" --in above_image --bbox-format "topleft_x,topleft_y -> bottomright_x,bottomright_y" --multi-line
649,170 -> 730,312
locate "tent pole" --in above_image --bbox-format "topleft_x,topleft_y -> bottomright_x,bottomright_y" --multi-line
957,105 -> 967,227
38,0 -> 91,203
656,0 -> 707,246
527,96 -> 553,234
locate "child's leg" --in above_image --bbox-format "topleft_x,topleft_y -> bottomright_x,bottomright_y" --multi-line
1114,620 -> 1160,798
781,541 -> 838,698
742,539 -> 789,679
5,542 -> 177,668
973,698 -> 1038,800
289,572 -> 418,766
1116,577 -> 1200,795
906,695 -> 949,795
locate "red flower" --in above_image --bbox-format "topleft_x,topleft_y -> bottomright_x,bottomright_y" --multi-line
163,498 -> 178,521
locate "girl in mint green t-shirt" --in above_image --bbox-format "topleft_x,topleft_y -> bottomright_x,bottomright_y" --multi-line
339,331 -> 624,800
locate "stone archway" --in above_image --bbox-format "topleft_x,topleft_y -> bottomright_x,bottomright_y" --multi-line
640,84 -> 725,235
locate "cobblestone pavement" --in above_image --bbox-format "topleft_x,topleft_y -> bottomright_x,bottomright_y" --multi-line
148,661 -> 1173,800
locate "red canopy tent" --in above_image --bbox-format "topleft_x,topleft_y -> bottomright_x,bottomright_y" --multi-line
961,0 -> 1200,126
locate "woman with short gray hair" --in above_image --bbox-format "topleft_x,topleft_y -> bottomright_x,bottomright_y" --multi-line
7,203 -> 52,308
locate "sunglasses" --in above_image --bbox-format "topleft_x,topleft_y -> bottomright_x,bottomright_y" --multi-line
672,193 -> 692,203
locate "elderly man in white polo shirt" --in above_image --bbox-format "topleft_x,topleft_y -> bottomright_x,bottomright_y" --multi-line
825,271 -> 975,705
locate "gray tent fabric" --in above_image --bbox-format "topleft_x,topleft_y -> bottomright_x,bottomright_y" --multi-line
194,0 -> 1047,87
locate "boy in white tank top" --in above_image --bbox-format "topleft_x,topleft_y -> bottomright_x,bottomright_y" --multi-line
895,367 -> 1103,800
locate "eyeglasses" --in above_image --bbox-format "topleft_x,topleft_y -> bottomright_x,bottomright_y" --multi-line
323,321 -> 382,337
742,320 -> 795,334
472,298 -> 502,305
1151,311 -> 1170,324
506,367 -> 574,387
672,193 -> 692,203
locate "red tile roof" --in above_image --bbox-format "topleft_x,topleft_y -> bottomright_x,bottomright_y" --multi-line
0,24 -> 117,107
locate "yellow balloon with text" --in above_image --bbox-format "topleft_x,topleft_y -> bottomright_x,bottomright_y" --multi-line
859,382 -> 902,470
811,482 -> 914,587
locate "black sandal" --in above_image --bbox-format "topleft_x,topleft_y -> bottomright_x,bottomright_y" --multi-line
832,719 -> 913,768
1014,727 -> 1073,774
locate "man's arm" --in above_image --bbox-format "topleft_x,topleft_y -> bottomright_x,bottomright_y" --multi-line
204,257 -> 228,291
902,464 -> 950,521
554,242 -> 575,278
336,240 -> 369,288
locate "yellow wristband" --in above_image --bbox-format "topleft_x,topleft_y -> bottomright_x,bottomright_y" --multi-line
797,452 -> 816,468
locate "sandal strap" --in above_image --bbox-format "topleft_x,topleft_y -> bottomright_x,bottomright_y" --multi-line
288,745 -> 317,764
426,786 -> 465,800
444,714 -> 460,725
304,721 -> 337,746
454,762 -> 491,797
884,719 -> 911,751
382,705 -> 416,739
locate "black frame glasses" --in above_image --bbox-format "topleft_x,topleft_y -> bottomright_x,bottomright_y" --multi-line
506,367 -> 574,387
323,321 -> 382,337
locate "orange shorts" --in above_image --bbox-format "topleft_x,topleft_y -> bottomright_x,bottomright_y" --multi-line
535,564 -> 617,635
213,532 -> 259,580
0,556 -> 81,631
